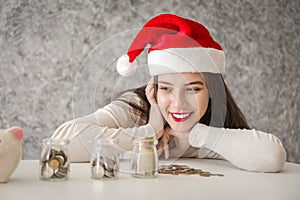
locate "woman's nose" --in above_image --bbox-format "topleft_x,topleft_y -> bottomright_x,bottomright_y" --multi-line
171,91 -> 186,107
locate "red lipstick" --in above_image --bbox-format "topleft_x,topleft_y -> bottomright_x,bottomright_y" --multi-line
170,112 -> 192,122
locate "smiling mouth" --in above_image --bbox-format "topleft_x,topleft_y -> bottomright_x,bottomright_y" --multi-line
170,112 -> 192,122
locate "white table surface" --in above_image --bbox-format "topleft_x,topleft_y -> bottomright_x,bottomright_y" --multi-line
1,159 -> 300,200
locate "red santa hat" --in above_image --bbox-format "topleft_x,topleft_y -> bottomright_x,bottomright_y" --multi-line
116,14 -> 225,76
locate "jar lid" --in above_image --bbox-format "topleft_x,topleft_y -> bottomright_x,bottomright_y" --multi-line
133,137 -> 158,145
93,138 -> 119,146
43,138 -> 70,146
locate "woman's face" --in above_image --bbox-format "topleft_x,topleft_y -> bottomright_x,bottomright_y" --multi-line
157,73 -> 209,132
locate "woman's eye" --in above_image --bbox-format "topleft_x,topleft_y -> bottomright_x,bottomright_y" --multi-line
186,88 -> 201,92
159,86 -> 171,91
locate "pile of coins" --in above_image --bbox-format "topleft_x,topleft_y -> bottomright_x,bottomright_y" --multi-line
91,156 -> 118,179
158,164 -> 224,177
40,148 -> 69,180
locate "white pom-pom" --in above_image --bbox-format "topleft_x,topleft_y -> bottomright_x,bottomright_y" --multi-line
116,55 -> 137,76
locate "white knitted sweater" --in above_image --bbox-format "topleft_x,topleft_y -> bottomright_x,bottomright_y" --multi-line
52,92 -> 286,172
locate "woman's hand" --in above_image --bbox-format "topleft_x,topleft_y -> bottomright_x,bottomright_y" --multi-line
157,127 -> 175,159
157,127 -> 191,160
145,81 -> 165,138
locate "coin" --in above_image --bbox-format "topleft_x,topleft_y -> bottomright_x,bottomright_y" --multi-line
104,159 -> 115,171
41,166 -> 54,178
91,158 -> 117,179
200,171 -> 211,177
92,165 -> 105,179
104,170 -> 114,178
56,155 -> 65,166
48,158 -> 60,169
55,167 -> 69,178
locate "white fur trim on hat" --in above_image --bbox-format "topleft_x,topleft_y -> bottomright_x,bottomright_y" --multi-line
148,48 -> 225,76
116,54 -> 137,76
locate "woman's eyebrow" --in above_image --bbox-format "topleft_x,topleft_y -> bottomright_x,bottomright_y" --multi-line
158,81 -> 173,85
184,81 -> 204,86
158,80 -> 204,86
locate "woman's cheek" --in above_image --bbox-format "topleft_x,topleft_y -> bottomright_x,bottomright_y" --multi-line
157,93 -> 169,116
199,96 -> 209,118
188,93 -> 208,117
157,92 -> 168,106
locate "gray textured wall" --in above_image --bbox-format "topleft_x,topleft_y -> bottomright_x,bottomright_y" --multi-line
0,0 -> 299,163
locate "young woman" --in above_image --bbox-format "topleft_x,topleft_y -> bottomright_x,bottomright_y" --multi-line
51,14 -> 286,172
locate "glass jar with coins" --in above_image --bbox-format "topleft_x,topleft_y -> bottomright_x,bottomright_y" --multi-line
90,138 -> 119,180
39,138 -> 70,181
130,137 -> 158,178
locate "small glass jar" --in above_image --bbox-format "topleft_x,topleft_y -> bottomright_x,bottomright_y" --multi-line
90,139 -> 119,180
130,137 -> 158,178
39,138 -> 70,181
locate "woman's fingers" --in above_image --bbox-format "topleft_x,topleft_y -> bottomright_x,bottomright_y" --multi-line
145,82 -> 156,105
156,129 -> 164,140
157,147 -> 163,157
146,79 -> 165,134
163,138 -> 169,159
157,141 -> 164,157
156,135 -> 171,160
164,127 -> 177,136
149,104 -> 165,133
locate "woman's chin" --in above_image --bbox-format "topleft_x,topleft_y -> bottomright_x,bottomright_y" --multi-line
169,125 -> 193,133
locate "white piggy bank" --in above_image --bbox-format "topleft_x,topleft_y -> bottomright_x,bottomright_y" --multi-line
0,127 -> 24,183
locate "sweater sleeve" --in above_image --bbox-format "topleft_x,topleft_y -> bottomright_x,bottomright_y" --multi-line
51,94 -> 155,162
188,123 -> 286,172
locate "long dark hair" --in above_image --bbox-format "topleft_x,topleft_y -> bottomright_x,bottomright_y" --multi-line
114,73 -> 250,129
